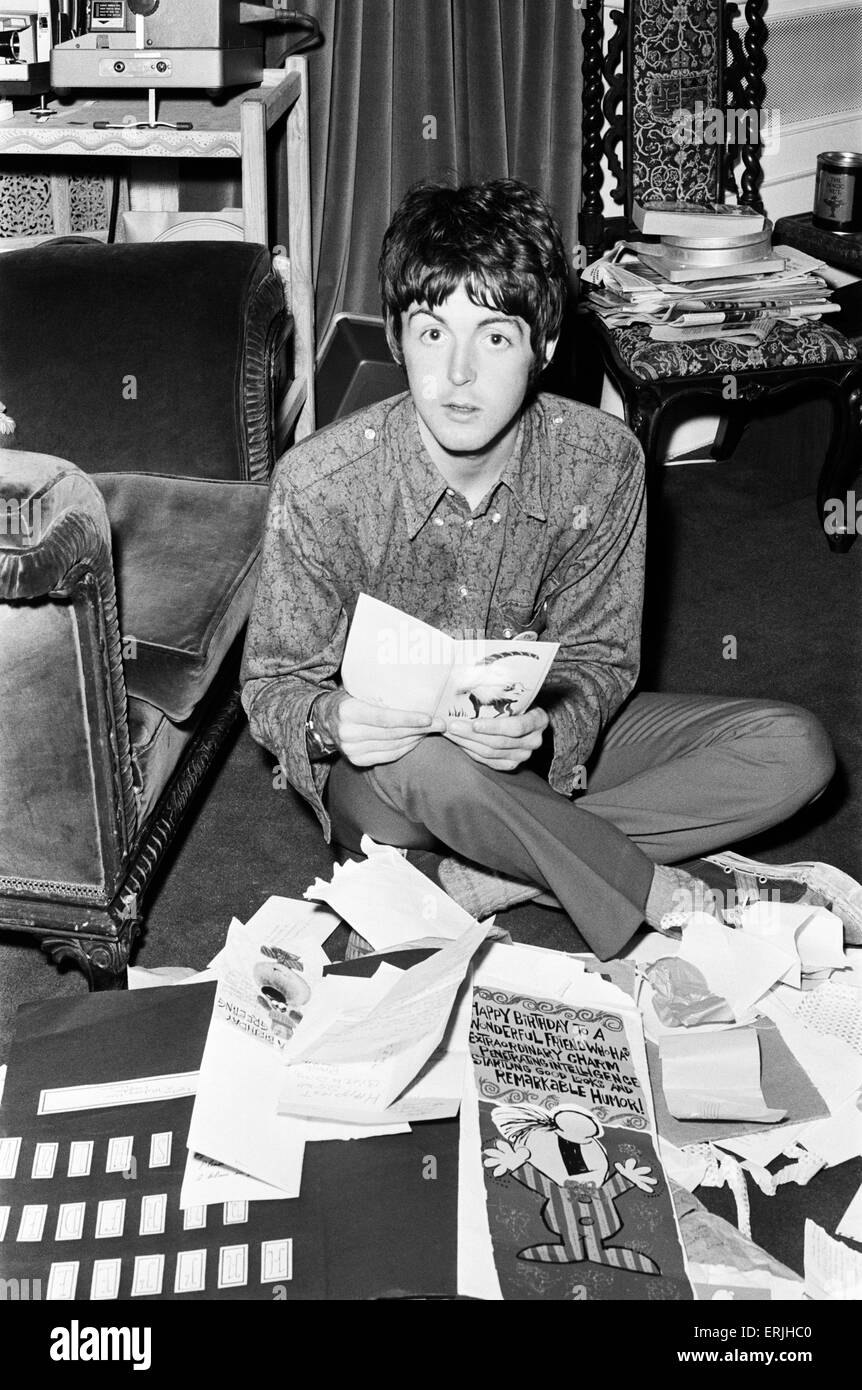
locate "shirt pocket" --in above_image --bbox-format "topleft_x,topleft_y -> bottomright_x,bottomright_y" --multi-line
490,592 -> 547,639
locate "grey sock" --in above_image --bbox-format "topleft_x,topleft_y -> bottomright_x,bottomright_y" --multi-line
436,856 -> 560,919
645,864 -> 721,929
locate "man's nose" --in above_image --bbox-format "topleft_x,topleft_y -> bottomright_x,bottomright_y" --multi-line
447,341 -> 476,385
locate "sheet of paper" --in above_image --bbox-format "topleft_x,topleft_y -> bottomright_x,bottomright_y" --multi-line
713,1123 -> 811,1167
189,931 -> 411,1194
739,901 -> 847,975
277,918 -> 492,1122
342,592 -> 455,715
474,940 -> 586,998
127,965 -> 207,989
649,1018 -> 827,1148
305,835 -> 480,949
842,946 -> 862,989
659,1029 -> 787,1124
179,1151 -> 292,1209
208,898 -> 340,974
804,1219 -> 862,1299
676,913 -> 798,1018
837,1181 -> 862,1242
457,1051 -> 503,1300
759,982 -> 862,1110
796,1092 -> 862,1168
186,923 -> 330,1195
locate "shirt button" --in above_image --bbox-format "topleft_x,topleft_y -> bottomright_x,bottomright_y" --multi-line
553,415 -> 564,426
433,517 -> 445,527
503,629 -> 512,639
578,1216 -> 595,1227
364,427 -> 376,441
492,512 -> 502,524
459,586 -> 468,598
465,518 -> 474,529
446,488 -> 455,497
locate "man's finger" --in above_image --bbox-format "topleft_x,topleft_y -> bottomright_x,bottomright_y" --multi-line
342,719 -> 441,741
445,730 -> 523,757
447,727 -> 540,752
344,737 -> 424,765
345,702 -> 444,731
469,710 -> 549,738
446,730 -> 537,760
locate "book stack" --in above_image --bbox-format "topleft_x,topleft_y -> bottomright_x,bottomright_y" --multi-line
582,202 -> 841,344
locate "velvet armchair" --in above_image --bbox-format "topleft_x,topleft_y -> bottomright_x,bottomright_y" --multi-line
0,238 -> 289,989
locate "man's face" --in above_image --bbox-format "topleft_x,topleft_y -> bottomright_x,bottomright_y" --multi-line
396,283 -> 545,459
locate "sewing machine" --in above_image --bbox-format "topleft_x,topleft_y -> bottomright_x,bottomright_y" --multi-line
51,0 -> 278,91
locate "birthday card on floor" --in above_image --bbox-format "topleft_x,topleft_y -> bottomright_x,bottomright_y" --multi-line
342,594 -> 558,720
467,980 -> 692,1301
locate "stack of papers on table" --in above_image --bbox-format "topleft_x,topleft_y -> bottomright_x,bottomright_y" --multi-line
581,242 -> 840,341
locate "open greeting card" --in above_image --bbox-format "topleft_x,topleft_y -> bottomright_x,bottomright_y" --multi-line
341,594 -> 558,721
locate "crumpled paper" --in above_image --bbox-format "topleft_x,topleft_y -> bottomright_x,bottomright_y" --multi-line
646,957 -> 735,1028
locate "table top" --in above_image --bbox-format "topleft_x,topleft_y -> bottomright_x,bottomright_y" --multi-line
0,67 -> 300,158
775,212 -> 862,275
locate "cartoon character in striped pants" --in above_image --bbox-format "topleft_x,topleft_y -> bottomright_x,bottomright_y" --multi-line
483,1102 -> 661,1275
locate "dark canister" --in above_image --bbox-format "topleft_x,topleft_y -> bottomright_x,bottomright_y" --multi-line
813,152 -> 862,233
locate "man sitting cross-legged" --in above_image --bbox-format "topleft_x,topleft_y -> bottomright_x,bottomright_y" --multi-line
241,179 -> 838,960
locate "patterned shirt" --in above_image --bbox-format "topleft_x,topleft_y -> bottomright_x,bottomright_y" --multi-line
241,391 -> 645,840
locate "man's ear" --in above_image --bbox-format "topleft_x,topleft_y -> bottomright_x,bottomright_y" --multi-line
384,313 -> 403,365
543,336 -> 560,368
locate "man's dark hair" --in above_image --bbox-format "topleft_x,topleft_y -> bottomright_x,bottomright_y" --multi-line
379,179 -> 569,386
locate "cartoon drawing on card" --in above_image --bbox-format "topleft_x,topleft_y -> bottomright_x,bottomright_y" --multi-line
469,986 -> 692,1301
253,946 -> 311,1043
452,651 -> 541,719
483,1102 -> 660,1274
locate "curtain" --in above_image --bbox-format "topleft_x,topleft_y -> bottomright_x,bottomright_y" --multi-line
280,0 -> 583,346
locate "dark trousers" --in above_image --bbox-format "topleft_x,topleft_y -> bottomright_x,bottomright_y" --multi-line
326,693 -> 835,958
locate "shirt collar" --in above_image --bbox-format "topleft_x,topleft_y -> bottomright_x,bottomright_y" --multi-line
389,394 -> 547,539
494,403 -> 546,522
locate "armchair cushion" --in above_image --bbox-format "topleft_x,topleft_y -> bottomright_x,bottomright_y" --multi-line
93,472 -> 269,723
127,697 -> 196,826
604,320 -> 858,382
0,239 -> 287,482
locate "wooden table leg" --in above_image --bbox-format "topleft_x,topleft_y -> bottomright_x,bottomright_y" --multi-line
818,368 -> 862,552
240,97 -> 268,246
50,173 -> 72,235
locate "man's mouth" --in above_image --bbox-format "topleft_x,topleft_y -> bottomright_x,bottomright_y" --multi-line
559,1137 -> 589,1176
443,403 -> 480,415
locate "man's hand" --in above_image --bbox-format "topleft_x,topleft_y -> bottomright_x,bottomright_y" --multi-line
444,707 -> 548,771
315,690 -> 445,768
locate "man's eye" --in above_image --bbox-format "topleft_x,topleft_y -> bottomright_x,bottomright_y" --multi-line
421,327 -> 443,343
488,333 -> 512,347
